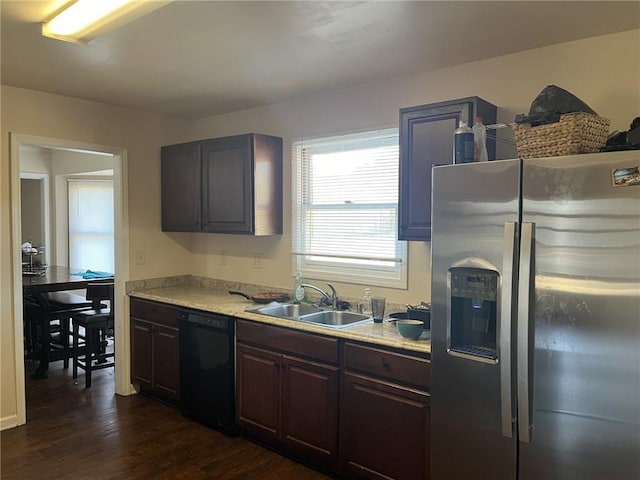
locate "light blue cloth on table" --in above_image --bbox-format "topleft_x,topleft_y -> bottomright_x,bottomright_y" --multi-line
71,270 -> 114,279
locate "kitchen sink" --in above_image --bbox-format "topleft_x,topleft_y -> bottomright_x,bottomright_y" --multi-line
251,303 -> 372,328
252,303 -> 323,319
297,310 -> 371,328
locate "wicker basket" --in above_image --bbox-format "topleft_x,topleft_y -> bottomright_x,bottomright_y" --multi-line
513,112 -> 610,159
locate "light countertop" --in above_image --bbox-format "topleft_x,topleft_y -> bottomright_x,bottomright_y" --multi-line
129,284 -> 431,355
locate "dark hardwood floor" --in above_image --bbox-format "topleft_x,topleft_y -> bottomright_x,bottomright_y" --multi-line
1,359 -> 332,480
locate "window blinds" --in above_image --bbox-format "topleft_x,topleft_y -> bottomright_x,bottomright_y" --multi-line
292,128 -> 406,283
68,179 -> 114,273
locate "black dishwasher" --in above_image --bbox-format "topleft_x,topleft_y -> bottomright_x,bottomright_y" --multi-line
178,309 -> 236,435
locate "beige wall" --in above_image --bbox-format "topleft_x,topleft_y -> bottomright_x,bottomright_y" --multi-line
1,29 -> 638,427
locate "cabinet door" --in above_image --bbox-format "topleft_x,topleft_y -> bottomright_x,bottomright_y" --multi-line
201,134 -> 254,233
398,102 -> 469,241
130,319 -> 153,389
152,324 -> 180,402
398,98 -> 496,241
281,355 -> 339,469
236,343 -> 281,441
341,373 -> 430,480
161,141 -> 202,232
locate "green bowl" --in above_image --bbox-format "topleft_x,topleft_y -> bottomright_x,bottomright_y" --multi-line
396,319 -> 424,339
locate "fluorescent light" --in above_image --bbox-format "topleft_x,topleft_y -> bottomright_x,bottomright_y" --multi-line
45,0 -> 131,36
42,0 -> 171,44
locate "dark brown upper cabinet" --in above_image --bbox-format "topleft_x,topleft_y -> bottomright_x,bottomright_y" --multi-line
398,97 -> 497,241
161,133 -> 283,235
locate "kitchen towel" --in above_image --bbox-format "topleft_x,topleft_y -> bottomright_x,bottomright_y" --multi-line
71,270 -> 114,279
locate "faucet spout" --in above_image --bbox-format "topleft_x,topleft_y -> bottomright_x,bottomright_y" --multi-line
326,283 -> 338,309
300,282 -> 339,309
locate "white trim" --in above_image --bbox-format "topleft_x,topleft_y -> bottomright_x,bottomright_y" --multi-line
9,135 -> 26,427
0,414 -> 19,432
10,133 -> 133,427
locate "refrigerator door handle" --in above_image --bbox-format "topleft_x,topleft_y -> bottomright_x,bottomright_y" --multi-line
517,222 -> 535,443
500,221 -> 517,438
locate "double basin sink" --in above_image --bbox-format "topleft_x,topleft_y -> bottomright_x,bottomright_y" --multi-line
251,303 -> 372,328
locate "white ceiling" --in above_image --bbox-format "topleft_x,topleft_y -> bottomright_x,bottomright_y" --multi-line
2,1 -> 639,120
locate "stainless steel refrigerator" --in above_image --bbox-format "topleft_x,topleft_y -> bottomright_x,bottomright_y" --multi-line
430,151 -> 640,480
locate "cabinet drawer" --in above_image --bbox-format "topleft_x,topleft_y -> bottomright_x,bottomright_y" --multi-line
343,342 -> 430,390
130,298 -> 179,328
237,319 -> 338,365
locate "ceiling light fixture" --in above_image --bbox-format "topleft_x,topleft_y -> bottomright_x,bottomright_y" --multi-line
42,0 -> 171,44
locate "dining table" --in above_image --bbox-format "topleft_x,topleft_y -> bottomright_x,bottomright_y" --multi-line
23,266 -> 114,379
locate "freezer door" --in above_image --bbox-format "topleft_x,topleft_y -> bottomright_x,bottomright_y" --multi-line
519,152 -> 640,480
431,159 -> 520,480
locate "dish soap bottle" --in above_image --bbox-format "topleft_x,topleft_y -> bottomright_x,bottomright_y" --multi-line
292,271 -> 305,303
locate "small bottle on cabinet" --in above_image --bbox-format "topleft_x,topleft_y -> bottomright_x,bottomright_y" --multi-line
454,121 -> 474,164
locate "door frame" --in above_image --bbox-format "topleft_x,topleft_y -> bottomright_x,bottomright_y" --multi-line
10,133 -> 133,427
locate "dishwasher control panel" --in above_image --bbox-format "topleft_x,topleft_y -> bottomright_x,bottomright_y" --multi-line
180,310 -> 230,331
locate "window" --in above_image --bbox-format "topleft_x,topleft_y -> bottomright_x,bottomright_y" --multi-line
292,128 -> 407,288
68,179 -> 114,273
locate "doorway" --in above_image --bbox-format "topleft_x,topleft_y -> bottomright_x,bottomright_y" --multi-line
10,133 -> 132,427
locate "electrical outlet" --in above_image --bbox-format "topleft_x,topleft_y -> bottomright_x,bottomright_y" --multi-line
252,252 -> 263,269
220,250 -> 227,265
135,249 -> 146,265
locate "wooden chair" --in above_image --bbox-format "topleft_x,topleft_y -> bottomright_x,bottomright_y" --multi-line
23,296 -> 43,357
71,282 -> 115,388
46,291 -> 95,368
24,292 -> 95,368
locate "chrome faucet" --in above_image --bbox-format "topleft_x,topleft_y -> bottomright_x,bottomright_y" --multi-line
301,282 -> 339,309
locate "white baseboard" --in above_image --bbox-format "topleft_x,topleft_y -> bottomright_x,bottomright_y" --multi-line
0,414 -> 19,431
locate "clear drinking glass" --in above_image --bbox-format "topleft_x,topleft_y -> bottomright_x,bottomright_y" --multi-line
371,297 -> 386,323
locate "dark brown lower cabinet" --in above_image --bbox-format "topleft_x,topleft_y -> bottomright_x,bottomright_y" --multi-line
130,298 -> 180,404
340,342 -> 431,480
236,320 -> 339,472
130,319 -> 153,386
236,343 -> 280,438
235,321 -> 430,479
281,355 -> 339,466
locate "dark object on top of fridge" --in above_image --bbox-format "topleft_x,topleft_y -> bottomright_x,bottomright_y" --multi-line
430,151 -> 640,480
515,85 -> 598,126
629,123 -> 640,145
603,116 -> 640,151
